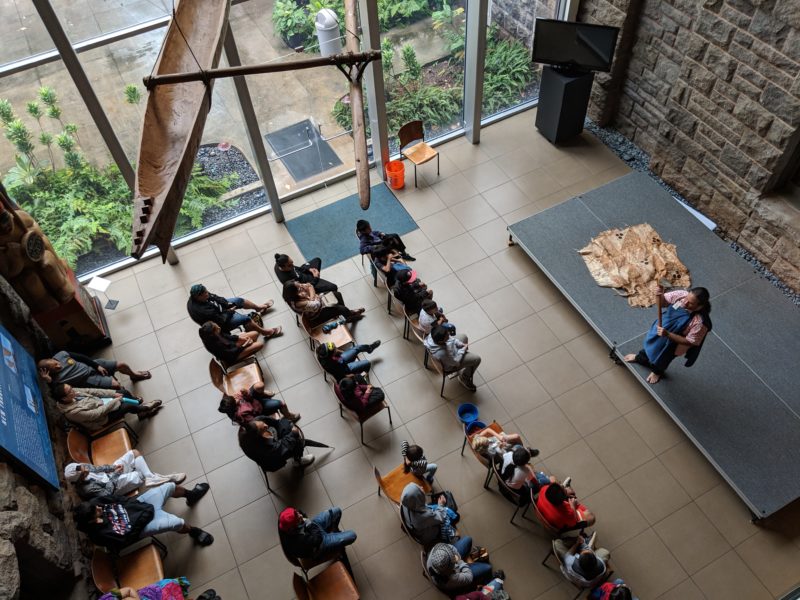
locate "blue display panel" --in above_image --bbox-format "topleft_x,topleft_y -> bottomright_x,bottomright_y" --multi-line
0,324 -> 59,489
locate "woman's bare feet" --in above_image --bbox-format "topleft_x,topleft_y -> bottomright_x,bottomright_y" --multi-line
623,354 -> 637,363
646,372 -> 662,384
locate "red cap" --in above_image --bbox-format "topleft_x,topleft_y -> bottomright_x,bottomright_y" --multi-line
278,507 -> 303,532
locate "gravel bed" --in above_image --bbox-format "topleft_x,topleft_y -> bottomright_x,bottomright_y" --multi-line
584,119 -> 800,306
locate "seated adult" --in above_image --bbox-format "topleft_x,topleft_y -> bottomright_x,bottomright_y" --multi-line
64,449 -> 187,499
74,482 -> 213,551
371,245 -> 410,287
98,577 -> 210,600
198,321 -> 263,365
470,426 -> 525,461
400,482 -> 458,546
392,269 -> 432,315
38,351 -> 150,392
424,326 -> 481,391
55,384 -> 161,432
426,539 -> 497,595
238,415 -> 314,469
554,533 -> 611,588
278,506 -> 357,563
356,219 -> 415,260
499,446 -> 546,496
316,340 -> 380,381
282,280 -> 364,327
274,253 -> 340,297
591,579 -> 638,600
218,382 -> 299,425
536,481 -> 596,531
186,283 -> 282,339
335,376 -> 385,415
418,299 -> 455,335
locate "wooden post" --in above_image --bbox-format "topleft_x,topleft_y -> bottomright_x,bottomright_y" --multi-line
343,0 -> 371,210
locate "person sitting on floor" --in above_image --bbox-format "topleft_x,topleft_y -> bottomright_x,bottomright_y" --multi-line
393,269 -> 432,315
186,283 -> 282,339
418,299 -> 455,335
55,384 -> 161,432
402,440 -> 437,484
400,482 -> 458,546
371,245 -> 410,287
335,376 -> 385,415
278,506 -> 357,564
74,482 -> 213,551
238,415 -> 315,470
536,480 -> 596,531
38,351 -> 150,393
316,340 -> 381,381
426,539 -> 499,595
499,446 -> 546,496
356,219 -> 415,261
274,253 -> 341,297
199,321 -> 263,365
470,427 -> 526,461
554,533 -> 611,589
424,325 -> 482,392
591,578 -> 638,600
218,382 -> 300,425
64,449 -> 188,499
282,280 -> 365,327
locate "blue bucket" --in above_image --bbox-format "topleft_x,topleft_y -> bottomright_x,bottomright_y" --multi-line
465,420 -> 487,435
457,402 -> 479,425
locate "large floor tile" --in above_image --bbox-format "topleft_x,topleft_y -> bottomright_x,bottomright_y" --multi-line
136,398 -> 190,454
212,230 -> 260,269
470,217 -> 514,256
451,194 -> 499,230
563,330 -> 615,378
427,272 -> 473,313
156,316 -> 203,362
611,528 -> 688,599
477,285 -> 534,330
585,417 -> 655,479
239,544 -> 297,600
437,232 -> 489,272
446,301 -> 498,343
544,439 -> 614,497
695,483 -> 759,547
430,173 -> 480,207
490,533 -> 563,599
270,470 -> 334,519
107,302 -> 154,345
482,180 -> 531,215
618,458 -> 691,525
463,159 -> 509,193
735,529 -> 800,597
164,519 -> 237,589
145,286 -> 192,331
300,408 -> 362,466
537,300 -> 591,344
659,440 -> 724,500
206,455 -> 269,517
456,257 -> 511,300
341,492 -> 406,564
592,366 -> 652,415
266,340 -> 321,391
624,401 -> 685,455
582,482 -> 650,551
361,536 -> 434,600
692,550 -> 771,600
654,503 -> 730,575
222,495 -> 280,565
112,332 -> 164,373
180,382 -> 227,433
527,346 -> 590,397
193,417 -> 246,472
280,373 -> 339,426
145,435 -> 205,484
370,337 -> 423,386
514,400 -> 581,459
168,347 -> 213,396
317,448 -> 376,509
418,208 -> 467,245
224,256 -> 273,297
554,380 -> 621,437
490,245 -> 539,282
405,403 -> 465,463
384,369 -> 447,423
488,364 -> 551,419
501,313 -> 562,362
193,568 -> 249,600
513,271 -> 563,312
467,331 -> 523,382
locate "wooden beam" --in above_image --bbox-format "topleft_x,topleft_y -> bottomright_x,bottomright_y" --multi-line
143,50 -> 381,88
343,0 -> 371,210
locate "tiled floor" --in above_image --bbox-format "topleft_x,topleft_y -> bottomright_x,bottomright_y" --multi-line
100,110 -> 800,599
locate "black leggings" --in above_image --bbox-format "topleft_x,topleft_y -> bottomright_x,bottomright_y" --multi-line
634,348 -> 676,375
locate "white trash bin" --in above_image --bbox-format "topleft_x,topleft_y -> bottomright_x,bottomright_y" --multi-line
315,8 -> 343,57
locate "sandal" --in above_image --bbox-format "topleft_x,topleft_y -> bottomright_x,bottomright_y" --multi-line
189,527 -> 214,546
264,326 -> 283,339
258,299 -> 275,315
130,370 -> 152,382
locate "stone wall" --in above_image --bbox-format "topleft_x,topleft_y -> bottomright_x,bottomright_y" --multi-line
577,0 -> 800,291
0,277 -> 89,600
490,0 -> 559,49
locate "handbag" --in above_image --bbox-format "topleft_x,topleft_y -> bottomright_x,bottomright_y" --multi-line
430,490 -> 458,512
248,311 -> 264,327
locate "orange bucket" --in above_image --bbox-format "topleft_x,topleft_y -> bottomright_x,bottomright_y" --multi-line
386,160 -> 405,190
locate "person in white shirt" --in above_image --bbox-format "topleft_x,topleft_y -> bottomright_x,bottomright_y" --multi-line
423,326 -> 481,391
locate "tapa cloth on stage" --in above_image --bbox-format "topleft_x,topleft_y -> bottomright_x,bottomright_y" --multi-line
578,223 -> 691,308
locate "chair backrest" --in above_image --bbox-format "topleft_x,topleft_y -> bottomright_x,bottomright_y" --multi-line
493,459 -> 522,505
466,421 -> 503,468
66,428 -> 92,463
398,120 -> 425,150
90,548 -> 116,592
293,573 -> 310,600
427,352 -> 446,376
532,493 -> 564,537
371,257 -> 389,288
92,543 -> 164,593
404,307 -> 426,343
209,359 -> 226,393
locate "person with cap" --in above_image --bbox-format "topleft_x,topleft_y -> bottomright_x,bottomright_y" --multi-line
64,448 -> 193,499
426,538 -> 498,594
54,383 -> 162,432
274,253 -> 341,297
554,532 -> 611,588
38,350 -> 150,393
316,339 -> 381,381
218,382 -> 300,425
186,283 -> 282,339
356,219 -> 415,261
392,268 -> 432,315
238,414 -> 315,469
278,506 -> 356,565
73,482 -> 214,551
281,280 -> 365,328
424,325 -> 482,391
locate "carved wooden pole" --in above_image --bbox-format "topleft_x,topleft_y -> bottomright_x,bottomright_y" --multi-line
343,0 -> 371,210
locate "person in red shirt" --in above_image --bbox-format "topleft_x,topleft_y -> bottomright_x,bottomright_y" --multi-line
535,481 -> 595,531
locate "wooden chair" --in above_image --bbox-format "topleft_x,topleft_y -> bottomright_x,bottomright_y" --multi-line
402,306 -> 423,343
333,382 -> 393,444
492,460 -> 531,524
426,353 -> 460,398
373,465 -> 431,505
301,313 -> 354,352
91,543 -> 165,593
292,560 -> 360,600
460,420 -> 503,489
209,357 -> 264,396
67,427 -> 134,467
399,120 -> 439,187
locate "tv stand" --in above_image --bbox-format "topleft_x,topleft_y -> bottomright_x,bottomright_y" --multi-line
535,66 -> 594,144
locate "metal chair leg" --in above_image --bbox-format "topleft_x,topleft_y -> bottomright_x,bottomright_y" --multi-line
541,547 -> 554,567
440,374 -> 446,397
511,504 -> 520,524
387,290 -> 392,314
460,435 -> 468,456
387,405 -> 393,426
339,405 -> 344,418
483,465 -> 493,489
424,350 -> 429,369
360,422 -> 365,444
414,164 -> 418,187
436,153 -> 439,176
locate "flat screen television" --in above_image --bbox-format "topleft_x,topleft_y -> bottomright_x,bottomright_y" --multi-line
532,19 -> 620,73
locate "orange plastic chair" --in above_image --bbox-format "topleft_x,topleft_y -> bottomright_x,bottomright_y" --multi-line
91,543 -> 164,592
460,420 -> 504,488
67,427 -> 133,466
209,357 -> 264,396
398,120 -> 439,187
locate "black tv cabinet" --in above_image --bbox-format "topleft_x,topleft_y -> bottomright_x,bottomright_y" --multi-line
535,66 -> 594,144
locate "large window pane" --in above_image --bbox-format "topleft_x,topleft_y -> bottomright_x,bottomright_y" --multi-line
51,0 -> 171,42
1,0 -> 55,65
483,0 -> 561,118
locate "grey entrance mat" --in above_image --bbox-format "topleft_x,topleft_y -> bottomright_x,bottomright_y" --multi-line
508,171 -> 800,518
265,119 -> 343,182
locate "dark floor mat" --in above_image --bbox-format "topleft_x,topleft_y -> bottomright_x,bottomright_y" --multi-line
265,119 -> 343,182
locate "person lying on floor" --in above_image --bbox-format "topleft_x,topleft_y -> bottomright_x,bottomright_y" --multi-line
38,351 -> 150,395
392,269 -> 432,315
400,482 -> 459,546
74,482 -> 213,551
274,253 -> 341,296
282,280 -> 365,327
64,449 -> 189,499
316,340 -> 381,381
199,321 -> 264,366
218,382 -> 300,425
186,283 -> 282,339
55,384 -> 161,432
356,219 -> 415,261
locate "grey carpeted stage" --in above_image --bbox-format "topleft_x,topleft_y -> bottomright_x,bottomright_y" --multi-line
508,171 -> 800,518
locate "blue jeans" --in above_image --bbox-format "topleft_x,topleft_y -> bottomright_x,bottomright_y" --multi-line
341,345 -> 372,374
224,297 -> 251,328
312,508 -> 357,556
453,536 -> 493,585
